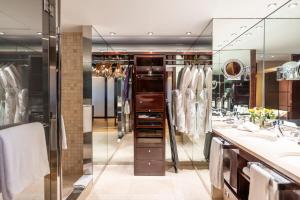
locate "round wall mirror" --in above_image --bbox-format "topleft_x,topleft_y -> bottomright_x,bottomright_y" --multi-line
222,59 -> 244,79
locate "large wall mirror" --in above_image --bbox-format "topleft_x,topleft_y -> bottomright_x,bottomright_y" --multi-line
213,18 -> 264,114
212,1 -> 300,133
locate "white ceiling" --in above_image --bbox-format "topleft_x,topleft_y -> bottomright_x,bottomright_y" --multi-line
62,0 -> 291,36
61,0 -> 293,51
0,0 -> 42,35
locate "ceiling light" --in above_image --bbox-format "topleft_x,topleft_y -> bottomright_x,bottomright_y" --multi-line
267,3 -> 277,8
240,26 -> 247,30
288,2 -> 298,8
256,26 -> 263,30
186,32 -> 192,35
36,32 -> 42,35
0,32 -> 4,35
148,32 -> 153,36
271,55 -> 275,58
231,33 -> 237,36
110,32 -> 116,36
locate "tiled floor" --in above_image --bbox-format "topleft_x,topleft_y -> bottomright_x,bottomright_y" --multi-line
88,129 -> 211,200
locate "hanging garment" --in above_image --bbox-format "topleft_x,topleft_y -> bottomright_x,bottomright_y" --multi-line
185,66 -> 198,136
172,90 -> 185,132
176,68 -> 184,89
185,88 -> 196,135
173,66 -> 192,133
195,67 -> 206,137
189,66 -> 199,92
196,89 -> 207,138
204,66 -> 213,133
124,100 -> 130,115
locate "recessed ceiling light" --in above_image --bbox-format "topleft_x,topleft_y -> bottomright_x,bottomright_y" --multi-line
288,2 -> 298,8
148,32 -> 153,36
36,32 -> 42,35
186,32 -> 192,35
0,32 -> 4,35
271,55 -> 275,58
267,3 -> 277,8
231,33 -> 237,36
240,26 -> 247,30
256,26 -> 263,30
110,32 -> 116,36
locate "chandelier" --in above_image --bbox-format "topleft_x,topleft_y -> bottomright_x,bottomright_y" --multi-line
93,63 -> 125,79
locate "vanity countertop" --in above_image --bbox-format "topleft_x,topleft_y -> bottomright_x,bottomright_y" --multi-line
212,120 -> 300,185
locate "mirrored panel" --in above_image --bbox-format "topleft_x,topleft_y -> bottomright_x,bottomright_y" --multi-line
265,1 -> 300,137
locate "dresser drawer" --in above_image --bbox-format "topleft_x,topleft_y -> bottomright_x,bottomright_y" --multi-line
136,147 -> 164,160
135,94 -> 164,112
134,160 -> 165,176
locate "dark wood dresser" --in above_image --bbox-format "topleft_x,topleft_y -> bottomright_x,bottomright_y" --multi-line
133,55 -> 166,176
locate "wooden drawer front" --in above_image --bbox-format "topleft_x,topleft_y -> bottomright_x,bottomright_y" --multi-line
135,129 -> 163,138
135,94 -> 164,112
134,160 -> 165,176
136,147 -> 163,161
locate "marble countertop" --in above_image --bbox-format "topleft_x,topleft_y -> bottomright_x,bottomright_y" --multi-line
212,120 -> 300,185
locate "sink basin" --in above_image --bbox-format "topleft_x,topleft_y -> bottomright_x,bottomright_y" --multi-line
278,152 -> 300,167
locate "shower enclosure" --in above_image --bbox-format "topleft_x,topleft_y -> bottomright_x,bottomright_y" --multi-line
0,0 -> 60,199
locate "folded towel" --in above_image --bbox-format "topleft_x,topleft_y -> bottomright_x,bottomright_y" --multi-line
73,175 -> 93,190
0,122 -> 50,200
238,122 -> 260,132
249,163 -> 278,200
209,137 -> 224,189
83,105 -> 92,133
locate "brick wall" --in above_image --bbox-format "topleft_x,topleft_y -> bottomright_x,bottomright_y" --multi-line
61,32 -> 83,175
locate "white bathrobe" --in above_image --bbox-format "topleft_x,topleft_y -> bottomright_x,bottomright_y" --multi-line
195,67 -> 206,138
204,66 -> 213,133
173,66 -> 192,133
185,67 -> 198,136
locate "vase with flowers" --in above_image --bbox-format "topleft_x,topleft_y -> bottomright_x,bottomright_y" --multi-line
248,107 -> 276,128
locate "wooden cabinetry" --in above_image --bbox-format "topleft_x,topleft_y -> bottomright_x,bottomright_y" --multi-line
133,55 -> 166,176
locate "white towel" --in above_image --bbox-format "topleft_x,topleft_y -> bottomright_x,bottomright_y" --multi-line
61,116 -> 68,150
0,122 -> 50,200
249,164 -> 274,200
209,137 -> 224,190
83,105 -> 92,133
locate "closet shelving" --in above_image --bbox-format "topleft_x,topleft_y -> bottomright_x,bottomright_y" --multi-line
133,55 -> 166,176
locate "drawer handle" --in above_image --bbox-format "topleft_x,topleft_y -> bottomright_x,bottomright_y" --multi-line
148,162 -> 151,166
148,149 -> 151,153
139,101 -> 143,104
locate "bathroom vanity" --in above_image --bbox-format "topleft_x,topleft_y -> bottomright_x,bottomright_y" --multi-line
212,121 -> 300,200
